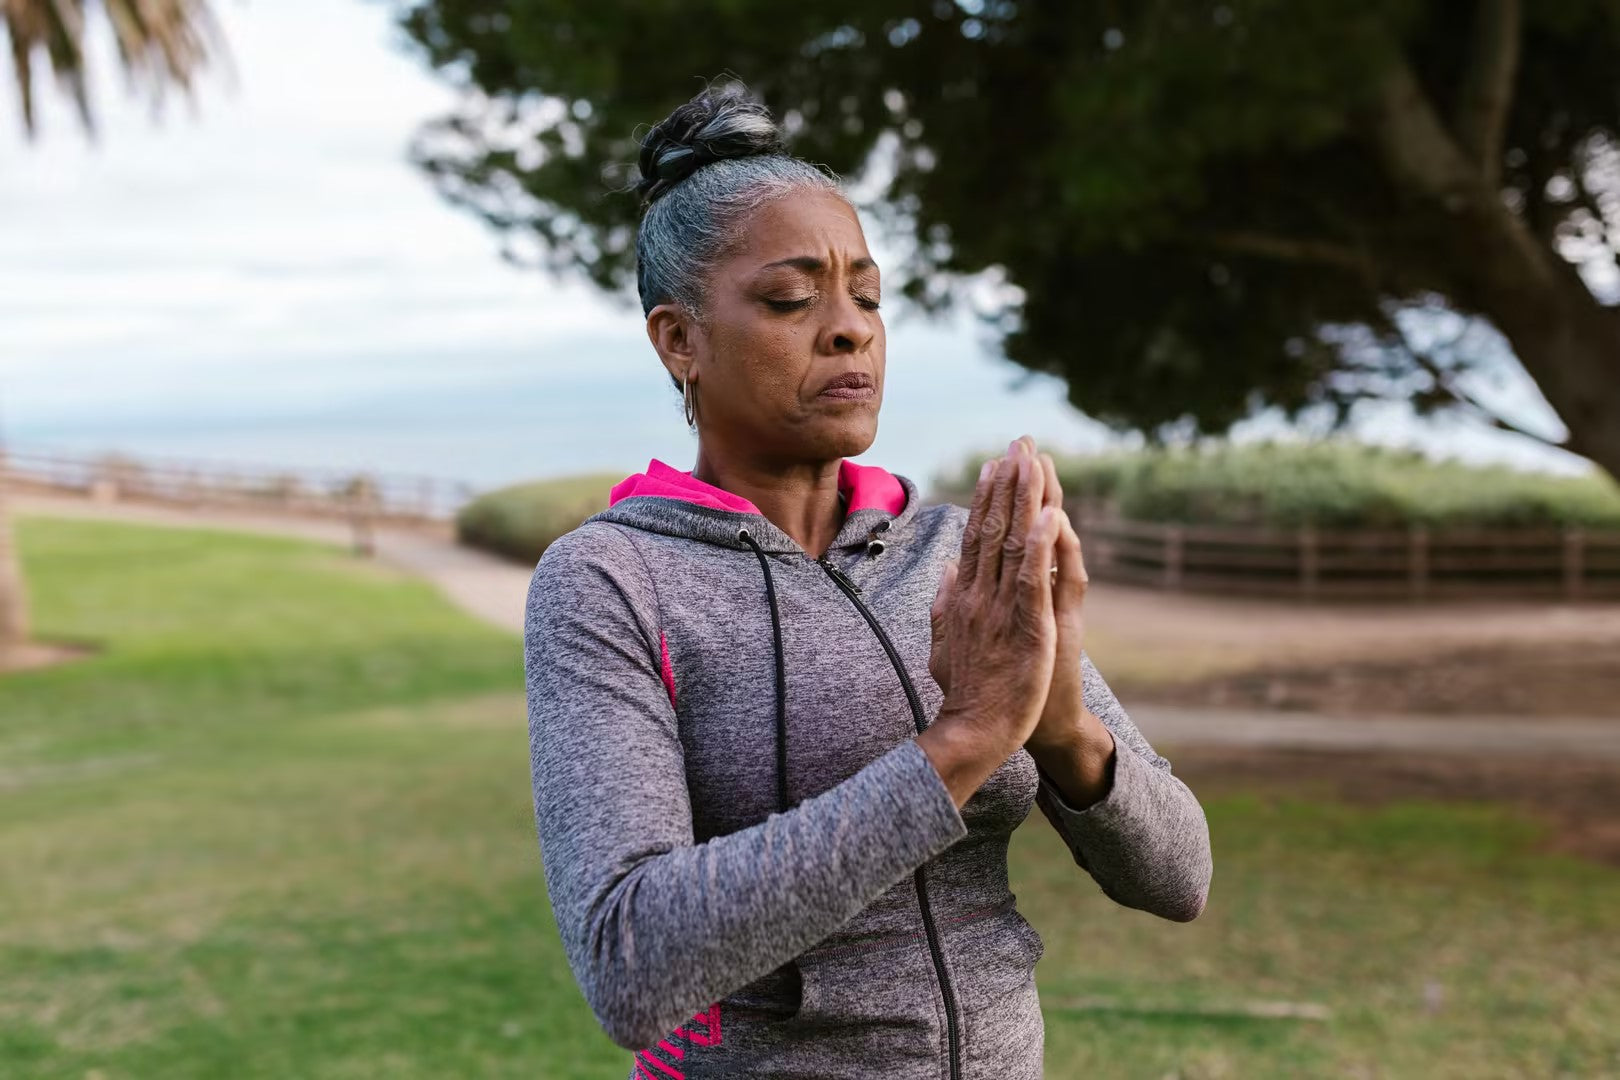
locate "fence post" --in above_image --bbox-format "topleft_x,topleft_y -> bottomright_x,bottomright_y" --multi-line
1564,527 -> 1584,601
1164,526 -> 1184,591
1299,525 -> 1318,601
349,474 -> 377,558
1409,525 -> 1429,602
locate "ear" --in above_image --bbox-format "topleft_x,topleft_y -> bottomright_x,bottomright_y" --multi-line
647,302 -> 702,384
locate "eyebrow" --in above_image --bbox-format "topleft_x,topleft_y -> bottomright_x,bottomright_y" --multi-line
758,255 -> 879,273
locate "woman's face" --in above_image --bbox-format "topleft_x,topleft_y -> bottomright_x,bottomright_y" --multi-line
652,187 -> 885,465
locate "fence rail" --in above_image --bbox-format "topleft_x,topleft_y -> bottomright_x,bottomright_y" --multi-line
1071,509 -> 1620,601
3,447 -> 479,526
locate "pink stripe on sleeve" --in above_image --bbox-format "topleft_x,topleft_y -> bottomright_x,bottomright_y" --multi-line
659,630 -> 677,709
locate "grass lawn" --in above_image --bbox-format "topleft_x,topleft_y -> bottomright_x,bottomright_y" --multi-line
2,516 -> 1617,1079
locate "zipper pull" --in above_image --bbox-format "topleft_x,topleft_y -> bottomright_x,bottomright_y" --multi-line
818,556 -> 862,594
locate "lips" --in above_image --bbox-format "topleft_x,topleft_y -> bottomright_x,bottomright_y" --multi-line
818,371 -> 875,395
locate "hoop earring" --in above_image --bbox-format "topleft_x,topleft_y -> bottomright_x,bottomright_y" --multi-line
682,375 -> 698,428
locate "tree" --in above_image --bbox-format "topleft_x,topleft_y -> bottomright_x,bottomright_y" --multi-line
2,0 -> 223,663
393,0 -> 1620,479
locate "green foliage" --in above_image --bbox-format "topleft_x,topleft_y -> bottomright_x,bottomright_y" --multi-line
391,0 -> 1620,455
939,440 -> 1620,529
454,472 -> 622,564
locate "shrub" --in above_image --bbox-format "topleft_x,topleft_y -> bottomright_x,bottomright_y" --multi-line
455,472 -> 624,564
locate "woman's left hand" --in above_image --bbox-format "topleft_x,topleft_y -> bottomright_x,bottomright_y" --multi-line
1022,439 -> 1091,755
933,437 -> 1091,752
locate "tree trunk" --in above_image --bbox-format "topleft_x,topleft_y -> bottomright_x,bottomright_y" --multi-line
0,445 -> 30,661
1434,190 -> 1620,477
1490,274 -> 1620,479
1364,59 -> 1620,480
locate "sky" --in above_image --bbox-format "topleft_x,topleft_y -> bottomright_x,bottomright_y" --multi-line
0,0 -> 1593,494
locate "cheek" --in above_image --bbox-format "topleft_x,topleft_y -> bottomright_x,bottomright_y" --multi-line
726,321 -> 815,396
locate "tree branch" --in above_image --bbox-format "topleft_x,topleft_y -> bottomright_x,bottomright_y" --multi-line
1454,0 -> 1521,189
1404,333 -> 1572,452
1363,54 -> 1559,291
1198,230 -> 1379,278
1366,58 -> 1480,200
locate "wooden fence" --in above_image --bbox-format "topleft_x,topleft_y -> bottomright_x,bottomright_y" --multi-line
3,447 -> 478,528
1072,512 -> 1620,601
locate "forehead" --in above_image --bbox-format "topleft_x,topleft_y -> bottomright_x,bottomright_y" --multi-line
729,189 -> 873,269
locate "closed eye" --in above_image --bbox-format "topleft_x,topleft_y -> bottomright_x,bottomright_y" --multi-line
763,294 -> 881,312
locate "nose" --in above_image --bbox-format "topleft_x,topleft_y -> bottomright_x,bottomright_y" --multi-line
819,290 -> 877,355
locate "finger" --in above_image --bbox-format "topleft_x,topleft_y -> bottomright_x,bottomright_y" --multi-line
1054,509 -> 1088,608
1039,452 -> 1061,512
976,449 -> 1019,592
1017,505 -> 1062,626
1001,445 -> 1045,597
1013,435 -> 1038,484
956,458 -> 996,591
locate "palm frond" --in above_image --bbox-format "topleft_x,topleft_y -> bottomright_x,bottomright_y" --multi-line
3,0 -> 223,138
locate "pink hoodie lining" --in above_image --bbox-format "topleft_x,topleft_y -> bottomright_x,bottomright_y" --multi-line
608,457 -> 906,517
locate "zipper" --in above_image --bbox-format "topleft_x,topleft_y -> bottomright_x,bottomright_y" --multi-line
817,554 -> 862,595
813,552 -> 963,1080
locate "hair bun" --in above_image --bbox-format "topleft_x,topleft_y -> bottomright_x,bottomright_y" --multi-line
635,81 -> 785,207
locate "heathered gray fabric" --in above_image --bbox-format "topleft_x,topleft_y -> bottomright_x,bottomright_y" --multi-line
523,469 -> 1214,1079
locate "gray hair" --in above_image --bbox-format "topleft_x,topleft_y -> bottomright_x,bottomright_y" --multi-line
633,81 -> 844,390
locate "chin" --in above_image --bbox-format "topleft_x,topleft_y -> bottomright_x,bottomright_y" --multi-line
815,415 -> 879,459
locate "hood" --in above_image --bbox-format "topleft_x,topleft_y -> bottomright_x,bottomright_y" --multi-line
592,457 -> 923,555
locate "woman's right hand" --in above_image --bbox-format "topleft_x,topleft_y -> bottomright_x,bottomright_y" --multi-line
920,441 -> 1063,804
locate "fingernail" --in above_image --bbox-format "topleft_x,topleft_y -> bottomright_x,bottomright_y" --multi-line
979,460 -> 994,482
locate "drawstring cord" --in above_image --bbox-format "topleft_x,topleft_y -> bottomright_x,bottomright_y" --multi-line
736,519 -> 894,817
737,526 -> 790,815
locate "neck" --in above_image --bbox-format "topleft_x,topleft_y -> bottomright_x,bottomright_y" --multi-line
691,446 -> 847,560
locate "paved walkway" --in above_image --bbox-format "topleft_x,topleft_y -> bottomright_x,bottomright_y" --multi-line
15,493 -> 1617,761
1129,705 -> 1618,761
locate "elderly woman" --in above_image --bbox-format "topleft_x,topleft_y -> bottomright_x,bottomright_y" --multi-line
523,81 -> 1213,1080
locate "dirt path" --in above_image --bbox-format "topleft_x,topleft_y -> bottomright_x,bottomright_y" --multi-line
1081,574 -> 1620,688
15,492 -> 1619,760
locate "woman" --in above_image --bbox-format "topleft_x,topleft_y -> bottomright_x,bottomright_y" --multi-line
523,81 -> 1213,1080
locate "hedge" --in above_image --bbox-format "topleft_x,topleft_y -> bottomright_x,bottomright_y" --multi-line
454,472 -> 624,564
933,440 -> 1620,530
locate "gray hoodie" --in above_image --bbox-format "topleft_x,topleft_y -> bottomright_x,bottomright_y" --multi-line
522,457 -> 1213,1080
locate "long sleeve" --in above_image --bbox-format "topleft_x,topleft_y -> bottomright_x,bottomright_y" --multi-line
1032,650 -> 1213,922
523,524 -> 970,1051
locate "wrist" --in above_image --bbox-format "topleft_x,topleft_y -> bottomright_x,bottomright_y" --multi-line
1026,709 -> 1117,807
1025,707 -> 1086,757
919,710 -> 1013,808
